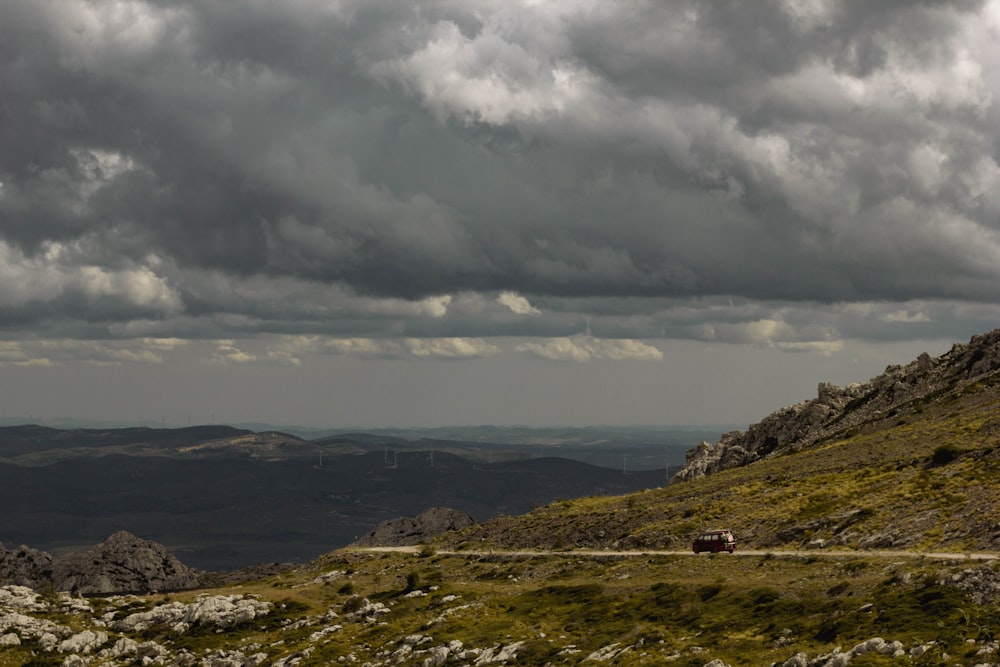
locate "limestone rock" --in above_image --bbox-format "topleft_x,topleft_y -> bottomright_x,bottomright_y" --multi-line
51,530 -> 202,594
0,610 -> 71,645
475,641 -> 526,664
110,601 -> 188,632
112,595 -> 271,633
0,584 -> 46,612
183,594 -> 271,628
58,629 -> 109,654
354,507 -> 476,547
99,636 -> 139,659
0,543 -> 53,588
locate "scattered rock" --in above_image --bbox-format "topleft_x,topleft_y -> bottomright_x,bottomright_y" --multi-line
342,597 -> 390,624
474,641 -> 526,664
584,642 -> 630,662
949,564 -> 1000,605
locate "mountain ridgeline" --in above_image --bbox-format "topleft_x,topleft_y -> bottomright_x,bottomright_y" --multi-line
674,328 -> 1000,481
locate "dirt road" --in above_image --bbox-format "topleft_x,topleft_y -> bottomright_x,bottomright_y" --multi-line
356,546 -> 998,560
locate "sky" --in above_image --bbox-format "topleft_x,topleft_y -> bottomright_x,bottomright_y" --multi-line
2,0 -> 1000,429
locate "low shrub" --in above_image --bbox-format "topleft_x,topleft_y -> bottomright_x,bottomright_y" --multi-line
932,444 -> 962,465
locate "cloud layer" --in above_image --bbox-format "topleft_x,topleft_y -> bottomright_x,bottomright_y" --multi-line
2,0 -> 1000,367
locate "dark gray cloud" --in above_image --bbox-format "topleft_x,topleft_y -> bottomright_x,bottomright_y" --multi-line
1,0 -> 999,356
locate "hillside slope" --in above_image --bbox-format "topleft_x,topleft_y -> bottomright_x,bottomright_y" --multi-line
675,328 -> 1000,481
447,331 -> 1000,553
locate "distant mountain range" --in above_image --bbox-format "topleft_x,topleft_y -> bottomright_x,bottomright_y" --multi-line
0,421 -> 726,468
0,424 -> 704,569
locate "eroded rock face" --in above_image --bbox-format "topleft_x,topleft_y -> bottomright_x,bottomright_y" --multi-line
674,329 -> 1000,482
50,530 -> 202,595
354,507 -> 476,547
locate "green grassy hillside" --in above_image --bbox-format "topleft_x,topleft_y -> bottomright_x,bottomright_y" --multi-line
452,373 -> 1000,555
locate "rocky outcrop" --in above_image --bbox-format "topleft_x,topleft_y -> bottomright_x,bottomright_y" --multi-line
109,594 -> 272,633
50,530 -> 202,594
0,532 -> 204,595
674,329 -> 1000,481
354,507 -> 476,547
0,543 -> 53,588
779,637 -> 939,667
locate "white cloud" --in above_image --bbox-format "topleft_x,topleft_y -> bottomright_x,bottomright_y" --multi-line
211,340 -> 256,365
321,336 -> 500,360
497,291 -> 540,315
369,18 -> 598,126
0,341 -> 41,367
264,335 -> 319,367
404,337 -> 501,359
516,336 -> 662,362
324,338 -> 402,358
698,319 -> 792,345
0,338 -> 188,367
0,240 -> 181,313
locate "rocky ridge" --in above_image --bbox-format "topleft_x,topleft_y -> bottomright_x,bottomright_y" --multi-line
674,329 -> 1000,481
52,530 -> 202,595
0,531 -> 202,595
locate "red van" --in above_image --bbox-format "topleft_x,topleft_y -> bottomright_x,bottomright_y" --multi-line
692,529 -> 737,553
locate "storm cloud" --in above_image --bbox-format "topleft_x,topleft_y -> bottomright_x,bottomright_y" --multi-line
2,0 -> 1000,389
